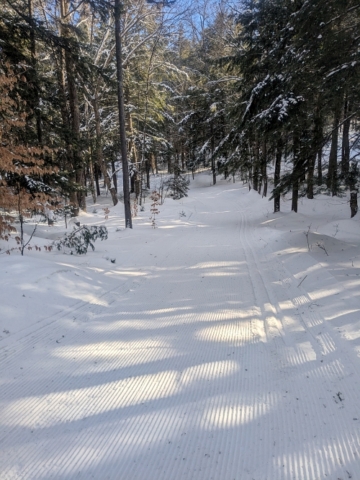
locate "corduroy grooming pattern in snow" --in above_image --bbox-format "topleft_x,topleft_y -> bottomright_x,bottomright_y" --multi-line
1,180 -> 360,480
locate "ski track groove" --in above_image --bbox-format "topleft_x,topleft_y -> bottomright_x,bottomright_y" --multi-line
235,195 -> 360,480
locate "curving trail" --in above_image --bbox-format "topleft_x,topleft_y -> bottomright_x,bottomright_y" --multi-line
1,176 -> 360,479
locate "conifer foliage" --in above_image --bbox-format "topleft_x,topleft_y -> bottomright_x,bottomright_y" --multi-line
218,0 -> 360,214
1,0 -> 360,240
165,166 -> 190,199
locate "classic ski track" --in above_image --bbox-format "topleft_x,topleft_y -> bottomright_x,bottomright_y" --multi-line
0,280 -> 141,364
237,198 -> 360,480
0,226 -> 190,366
2,186 -> 360,479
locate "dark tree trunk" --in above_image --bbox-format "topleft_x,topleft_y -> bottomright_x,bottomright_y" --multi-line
307,153 -> 316,199
261,140 -> 267,197
181,146 -> 185,170
291,177 -> 299,213
253,141 -> 259,192
341,99 -> 351,182
252,165 -> 258,191
145,159 -> 151,189
349,162 -> 358,218
58,0 -> 78,215
94,164 -> 101,196
308,110 -> 322,197
60,0 -> 86,213
93,96 -> 118,205
317,148 -> 323,186
167,150 -> 172,173
274,141 -> 282,213
111,159 -> 117,193
115,0 -> 132,228
292,136 -> 300,213
327,108 -> 340,196
88,160 -> 97,203
211,122 -> 216,185
28,0 -> 42,145
65,42 -> 85,212
76,170 -> 86,211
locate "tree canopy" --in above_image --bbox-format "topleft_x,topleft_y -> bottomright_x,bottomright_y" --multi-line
1,0 -> 360,237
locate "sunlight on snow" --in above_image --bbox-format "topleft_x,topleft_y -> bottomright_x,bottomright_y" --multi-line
53,339 -> 175,363
103,270 -> 147,277
2,370 -> 180,428
273,431 -> 358,480
261,218 -> 277,225
2,360 -> 240,429
57,291 -> 110,305
278,299 -> 303,312
188,261 -> 241,270
197,319 -> 254,344
337,320 -> 360,340
277,247 -> 308,254
251,318 -> 267,342
17,279 -> 108,306
202,271 -> 238,277
283,342 -> 317,366
179,361 -> 239,388
200,392 -> 279,430
90,318 -> 190,332
141,306 -> 192,314
308,287 -> 342,301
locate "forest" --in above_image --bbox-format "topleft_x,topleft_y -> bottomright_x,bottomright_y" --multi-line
0,0 -> 359,237
2,1 -> 360,477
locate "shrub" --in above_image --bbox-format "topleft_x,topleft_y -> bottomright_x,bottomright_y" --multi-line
54,225 -> 108,255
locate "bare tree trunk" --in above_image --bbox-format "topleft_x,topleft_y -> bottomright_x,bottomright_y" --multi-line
94,163 -> 101,196
88,159 -> 97,203
307,153 -> 316,199
59,0 -> 84,214
261,139 -> 267,197
253,141 -> 259,192
93,95 -> 118,205
28,0 -> 42,145
127,109 -> 138,165
115,0 -> 132,228
151,153 -> 156,173
181,146 -> 185,170
274,141 -> 281,213
349,162 -> 358,218
308,111 -> 322,198
111,159 -> 118,193
145,159 -> 151,189
317,147 -> 323,186
57,0 -> 79,216
292,136 -> 300,213
211,122 -> 216,185
327,108 -> 340,196
291,177 -> 299,213
341,99 -> 350,182
65,43 -> 85,211
167,150 -> 172,173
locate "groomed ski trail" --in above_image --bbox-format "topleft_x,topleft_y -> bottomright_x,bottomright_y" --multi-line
1,179 -> 360,480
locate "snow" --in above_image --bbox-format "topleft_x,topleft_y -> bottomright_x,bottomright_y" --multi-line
1,173 -> 360,479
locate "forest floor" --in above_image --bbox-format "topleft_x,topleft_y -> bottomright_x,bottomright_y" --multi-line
1,172 -> 360,479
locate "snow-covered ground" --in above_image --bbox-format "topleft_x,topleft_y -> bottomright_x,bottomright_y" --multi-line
1,172 -> 360,479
